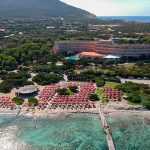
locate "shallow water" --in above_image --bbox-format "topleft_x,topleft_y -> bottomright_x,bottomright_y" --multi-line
0,113 -> 108,150
106,112 -> 150,150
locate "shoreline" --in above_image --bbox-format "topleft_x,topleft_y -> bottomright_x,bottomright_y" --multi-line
0,107 -> 150,118
0,107 -> 99,118
103,109 -> 150,117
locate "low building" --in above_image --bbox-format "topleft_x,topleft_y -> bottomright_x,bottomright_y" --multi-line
17,85 -> 38,97
103,55 -> 121,61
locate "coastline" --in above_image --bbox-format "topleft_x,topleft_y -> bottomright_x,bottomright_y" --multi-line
0,107 -> 149,118
103,109 -> 150,116
0,107 -> 99,118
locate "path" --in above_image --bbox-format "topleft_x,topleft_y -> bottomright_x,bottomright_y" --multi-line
120,78 -> 150,86
63,74 -> 68,81
99,106 -> 115,150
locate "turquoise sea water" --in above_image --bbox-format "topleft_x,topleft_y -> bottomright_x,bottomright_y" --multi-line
1,113 -> 150,150
106,112 -> 150,150
0,113 -> 108,150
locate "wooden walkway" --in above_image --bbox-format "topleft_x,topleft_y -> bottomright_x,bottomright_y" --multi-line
99,107 -> 115,150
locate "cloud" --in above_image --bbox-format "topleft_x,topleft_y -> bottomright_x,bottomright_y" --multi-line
61,0 -> 150,16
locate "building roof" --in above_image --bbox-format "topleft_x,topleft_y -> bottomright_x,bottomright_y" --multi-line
18,85 -> 38,94
79,52 -> 106,57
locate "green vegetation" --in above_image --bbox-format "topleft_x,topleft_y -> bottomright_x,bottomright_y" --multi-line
57,86 -> 78,95
56,88 -> 73,95
89,94 -> 100,101
95,89 -> 104,97
32,73 -> 61,85
95,78 -> 105,87
115,23 -> 150,34
0,0 -> 95,19
28,97 -> 38,106
95,89 -> 106,103
116,82 -> 149,93
127,92 -> 142,104
0,83 -> 12,93
0,72 -> 33,93
116,82 -> 150,109
142,97 -> 150,110
0,38 -> 53,70
105,63 -> 150,78
0,54 -> 17,70
12,97 -> 24,105
105,82 -> 121,88
69,86 -> 78,93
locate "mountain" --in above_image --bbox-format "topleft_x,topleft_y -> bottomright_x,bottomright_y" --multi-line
0,0 -> 96,19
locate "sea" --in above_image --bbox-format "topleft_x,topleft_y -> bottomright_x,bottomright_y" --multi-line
98,16 -> 150,23
0,112 -> 150,150
0,113 -> 108,150
106,112 -> 150,150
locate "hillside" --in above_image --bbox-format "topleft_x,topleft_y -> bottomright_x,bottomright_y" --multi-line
0,0 -> 95,19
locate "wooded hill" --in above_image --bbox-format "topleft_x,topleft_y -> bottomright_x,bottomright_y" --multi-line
0,0 -> 95,19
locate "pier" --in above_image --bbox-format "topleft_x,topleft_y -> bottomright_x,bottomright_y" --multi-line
99,106 -> 115,150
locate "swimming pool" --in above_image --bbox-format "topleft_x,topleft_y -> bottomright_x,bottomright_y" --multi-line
65,56 -> 80,61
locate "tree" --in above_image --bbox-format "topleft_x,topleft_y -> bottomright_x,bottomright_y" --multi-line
32,73 -> 61,85
12,97 -> 24,105
95,78 -> 105,87
0,82 -> 12,93
56,88 -> 70,95
28,97 -> 38,106
69,86 -> 78,93
89,94 -> 99,101
0,54 -> 17,70
0,72 -> 32,92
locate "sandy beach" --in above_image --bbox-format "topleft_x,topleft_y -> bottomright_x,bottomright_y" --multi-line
0,105 -> 149,118
0,106 -> 99,118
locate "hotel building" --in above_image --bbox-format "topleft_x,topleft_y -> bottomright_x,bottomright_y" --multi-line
53,40 -> 150,57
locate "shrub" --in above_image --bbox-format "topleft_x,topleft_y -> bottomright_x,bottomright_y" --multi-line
69,86 -> 78,93
116,82 -> 148,93
141,96 -> 150,110
142,99 -> 150,110
127,93 -> 142,103
95,78 -> 105,87
56,88 -> 70,95
28,97 -> 38,106
12,97 -> 24,105
89,94 -> 99,101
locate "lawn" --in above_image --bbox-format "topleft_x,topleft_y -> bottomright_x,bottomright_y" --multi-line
95,89 -> 104,97
127,101 -> 141,106
67,89 -> 74,95
95,89 -> 107,103
105,81 -> 121,88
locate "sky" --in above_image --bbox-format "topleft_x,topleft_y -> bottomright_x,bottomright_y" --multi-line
61,0 -> 150,16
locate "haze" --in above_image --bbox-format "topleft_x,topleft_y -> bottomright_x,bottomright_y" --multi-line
61,0 -> 150,16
